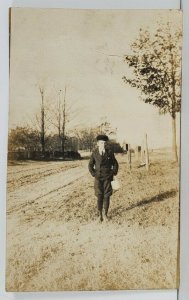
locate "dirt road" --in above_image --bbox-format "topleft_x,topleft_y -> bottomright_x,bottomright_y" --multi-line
6,153 -> 179,291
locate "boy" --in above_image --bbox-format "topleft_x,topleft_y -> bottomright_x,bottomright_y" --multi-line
88,134 -> 119,222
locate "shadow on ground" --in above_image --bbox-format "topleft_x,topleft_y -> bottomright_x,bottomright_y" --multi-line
110,189 -> 178,220
126,189 -> 178,211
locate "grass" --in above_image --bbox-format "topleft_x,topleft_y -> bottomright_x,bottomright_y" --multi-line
6,151 -> 179,291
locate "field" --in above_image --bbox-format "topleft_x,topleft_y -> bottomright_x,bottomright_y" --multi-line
6,150 -> 179,291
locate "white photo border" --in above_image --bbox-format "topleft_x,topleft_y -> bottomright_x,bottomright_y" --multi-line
1,1 -> 188,299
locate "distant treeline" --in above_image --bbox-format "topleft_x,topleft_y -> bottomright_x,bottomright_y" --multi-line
8,125 -> 123,160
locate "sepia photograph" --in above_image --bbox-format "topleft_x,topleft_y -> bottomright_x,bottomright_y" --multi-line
6,8 -> 182,291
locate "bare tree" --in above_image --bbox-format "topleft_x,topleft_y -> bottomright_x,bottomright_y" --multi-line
48,85 -> 82,156
38,85 -> 46,156
74,127 -> 98,151
73,120 -> 117,152
48,86 -> 68,157
58,89 -> 62,138
97,120 -> 117,138
61,86 -> 67,157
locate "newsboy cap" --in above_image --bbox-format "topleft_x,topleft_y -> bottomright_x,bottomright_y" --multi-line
96,134 -> 109,141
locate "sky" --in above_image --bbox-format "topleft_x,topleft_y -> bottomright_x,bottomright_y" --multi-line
9,8 -> 182,148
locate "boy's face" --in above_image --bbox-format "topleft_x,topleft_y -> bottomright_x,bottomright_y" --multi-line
97,140 -> 106,149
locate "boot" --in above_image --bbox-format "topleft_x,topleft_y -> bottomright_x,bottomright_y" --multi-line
99,211 -> 103,222
97,196 -> 103,222
103,212 -> 109,222
103,197 -> 110,222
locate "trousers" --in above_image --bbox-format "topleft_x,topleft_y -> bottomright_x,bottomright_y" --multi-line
94,178 -> 112,214
94,178 -> 112,198
97,195 -> 110,214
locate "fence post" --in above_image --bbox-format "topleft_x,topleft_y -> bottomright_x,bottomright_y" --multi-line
128,144 -> 132,169
145,133 -> 149,171
137,146 -> 141,164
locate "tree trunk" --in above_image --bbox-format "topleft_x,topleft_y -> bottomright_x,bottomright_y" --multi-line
170,47 -> 178,163
61,86 -> 67,158
58,90 -> 62,150
39,87 -> 45,157
172,114 -> 178,162
41,107 -> 45,156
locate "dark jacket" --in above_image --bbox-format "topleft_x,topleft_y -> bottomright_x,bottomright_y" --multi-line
88,147 -> 119,181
